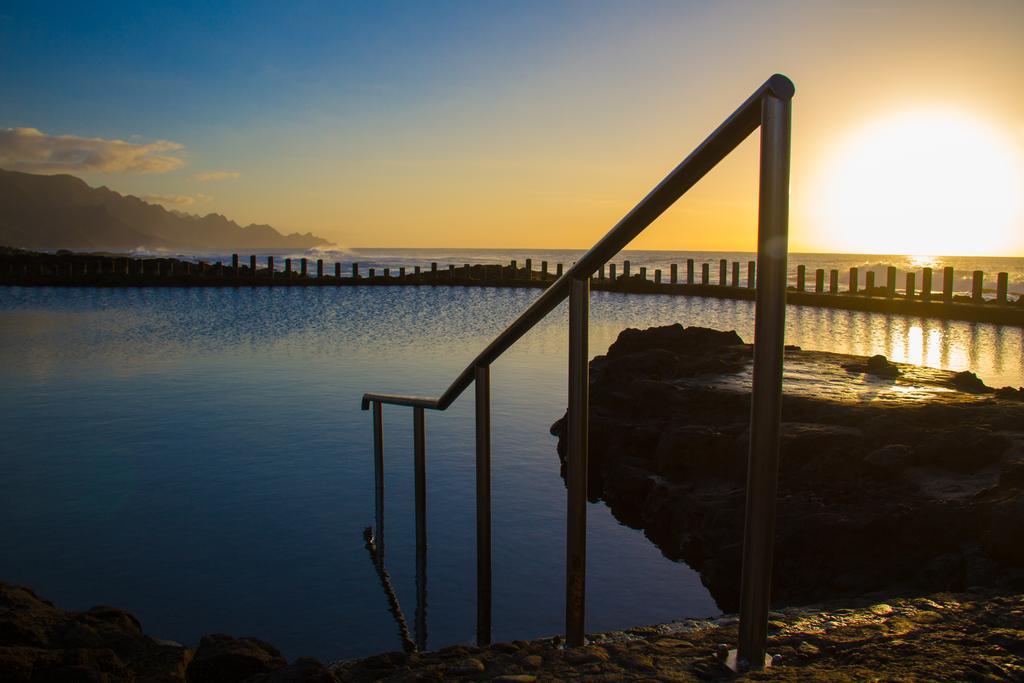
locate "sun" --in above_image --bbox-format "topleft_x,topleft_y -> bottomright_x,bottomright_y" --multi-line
810,109 -> 1023,256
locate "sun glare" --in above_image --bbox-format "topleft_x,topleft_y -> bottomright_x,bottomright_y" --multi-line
811,110 -> 1023,256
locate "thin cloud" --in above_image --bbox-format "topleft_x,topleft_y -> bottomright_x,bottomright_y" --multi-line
0,127 -> 184,174
193,171 -> 240,181
142,192 -> 212,207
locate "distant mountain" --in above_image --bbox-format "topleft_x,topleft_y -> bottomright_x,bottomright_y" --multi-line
0,169 -> 331,251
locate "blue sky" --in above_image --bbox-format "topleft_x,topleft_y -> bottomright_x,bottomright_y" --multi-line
2,1 -> 1023,253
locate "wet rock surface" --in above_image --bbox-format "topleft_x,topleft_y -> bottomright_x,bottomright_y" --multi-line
0,581 -> 339,682
332,591 -> 1024,681
550,324 -> 1024,610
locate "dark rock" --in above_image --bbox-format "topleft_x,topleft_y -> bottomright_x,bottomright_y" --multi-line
187,634 -> 287,683
951,370 -> 993,393
246,656 -> 338,682
866,354 -> 900,377
552,324 -> 1024,611
843,354 -> 900,378
995,386 -> 1024,401
862,444 -> 914,475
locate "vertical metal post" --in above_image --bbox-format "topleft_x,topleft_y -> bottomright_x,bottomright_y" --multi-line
736,91 -> 790,670
566,277 -> 590,647
372,401 -> 384,561
414,407 -> 427,553
413,406 -> 427,651
474,365 -> 492,646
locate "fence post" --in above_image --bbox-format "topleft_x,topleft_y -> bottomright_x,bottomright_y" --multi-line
943,267 -> 954,302
997,272 -> 1008,303
565,276 -> 590,648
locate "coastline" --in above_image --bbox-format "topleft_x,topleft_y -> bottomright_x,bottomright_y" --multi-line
3,580 -> 1021,681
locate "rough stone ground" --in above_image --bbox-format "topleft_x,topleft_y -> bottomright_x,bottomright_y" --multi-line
333,590 -> 1024,681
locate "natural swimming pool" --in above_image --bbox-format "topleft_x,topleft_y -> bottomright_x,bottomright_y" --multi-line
0,285 -> 1020,661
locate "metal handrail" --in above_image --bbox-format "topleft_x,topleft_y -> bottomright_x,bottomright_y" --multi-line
361,73 -> 793,413
361,73 -> 794,671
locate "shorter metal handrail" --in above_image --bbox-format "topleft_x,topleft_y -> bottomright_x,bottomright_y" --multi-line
361,73 -> 793,669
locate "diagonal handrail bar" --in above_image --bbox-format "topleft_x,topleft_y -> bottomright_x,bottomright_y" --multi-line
360,73 -> 793,413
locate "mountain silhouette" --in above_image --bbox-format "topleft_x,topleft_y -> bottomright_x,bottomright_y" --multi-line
0,169 -> 331,250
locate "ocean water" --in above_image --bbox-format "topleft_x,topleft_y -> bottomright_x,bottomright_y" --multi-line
136,247 -> 1024,297
0,283 -> 1022,663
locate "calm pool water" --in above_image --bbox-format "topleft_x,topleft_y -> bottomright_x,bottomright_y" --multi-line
0,285 -> 1021,661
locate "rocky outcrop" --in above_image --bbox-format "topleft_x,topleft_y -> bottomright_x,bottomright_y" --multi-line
0,582 -> 338,682
551,324 -> 1024,611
